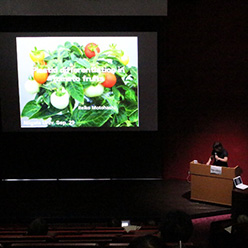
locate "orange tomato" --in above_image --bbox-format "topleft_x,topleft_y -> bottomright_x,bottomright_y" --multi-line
34,69 -> 48,84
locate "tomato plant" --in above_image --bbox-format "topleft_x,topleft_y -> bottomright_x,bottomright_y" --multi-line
21,41 -> 138,128
101,72 -> 117,88
85,43 -> 100,58
34,68 -> 49,84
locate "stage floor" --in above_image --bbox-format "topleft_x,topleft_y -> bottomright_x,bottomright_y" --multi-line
0,179 -> 231,223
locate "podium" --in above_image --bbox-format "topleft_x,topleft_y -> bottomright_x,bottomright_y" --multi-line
190,161 -> 241,206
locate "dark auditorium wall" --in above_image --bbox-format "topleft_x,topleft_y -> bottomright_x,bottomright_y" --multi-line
0,0 -> 248,223
0,1 -> 247,182
162,1 -> 248,181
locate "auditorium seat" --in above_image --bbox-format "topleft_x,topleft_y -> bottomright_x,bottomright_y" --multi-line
49,226 -> 95,231
230,222 -> 248,248
94,227 -> 124,230
50,230 -> 126,236
105,243 -> 129,248
0,231 -> 27,235
0,235 -> 54,245
0,226 -> 26,231
112,235 -> 148,243
209,218 -> 233,248
10,243 -> 99,248
0,224 -> 160,248
56,234 -> 117,241
58,239 -> 113,245
165,242 -> 198,248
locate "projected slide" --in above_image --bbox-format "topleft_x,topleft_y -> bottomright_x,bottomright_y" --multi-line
16,36 -> 139,128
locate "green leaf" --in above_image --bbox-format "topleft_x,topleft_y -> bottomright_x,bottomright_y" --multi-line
64,41 -> 72,49
102,94 -> 119,114
71,53 -> 91,68
73,42 -> 80,47
44,55 -> 54,61
115,70 -> 126,78
75,58 -> 91,68
82,81 -> 92,89
113,108 -> 128,127
73,108 -> 114,127
122,74 -> 138,88
41,81 -> 58,91
47,59 -> 58,68
129,109 -> 139,123
70,45 -> 83,56
120,102 -> 138,117
30,106 -> 62,120
57,45 -> 64,50
66,81 -> 84,103
59,50 -> 69,58
51,114 -> 70,122
130,66 -> 138,80
49,114 -> 72,127
117,85 -> 130,91
125,88 -> 137,102
63,60 -> 73,67
21,100 -> 42,118
57,62 -> 64,73
43,91 -> 51,106
112,85 -> 121,101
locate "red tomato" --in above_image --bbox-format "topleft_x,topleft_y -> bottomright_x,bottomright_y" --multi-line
101,72 -> 117,88
85,43 -> 100,58
34,68 -> 49,84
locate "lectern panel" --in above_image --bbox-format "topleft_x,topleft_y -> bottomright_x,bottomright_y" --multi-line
190,162 -> 241,206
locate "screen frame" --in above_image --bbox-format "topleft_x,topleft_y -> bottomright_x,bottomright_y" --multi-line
0,31 -> 158,132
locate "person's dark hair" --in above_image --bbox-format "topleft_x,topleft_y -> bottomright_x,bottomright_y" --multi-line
108,218 -> 121,227
27,217 -> 48,235
160,210 -> 193,243
128,235 -> 165,248
213,142 -> 223,152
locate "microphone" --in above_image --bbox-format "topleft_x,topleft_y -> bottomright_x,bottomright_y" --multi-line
215,152 -> 218,161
